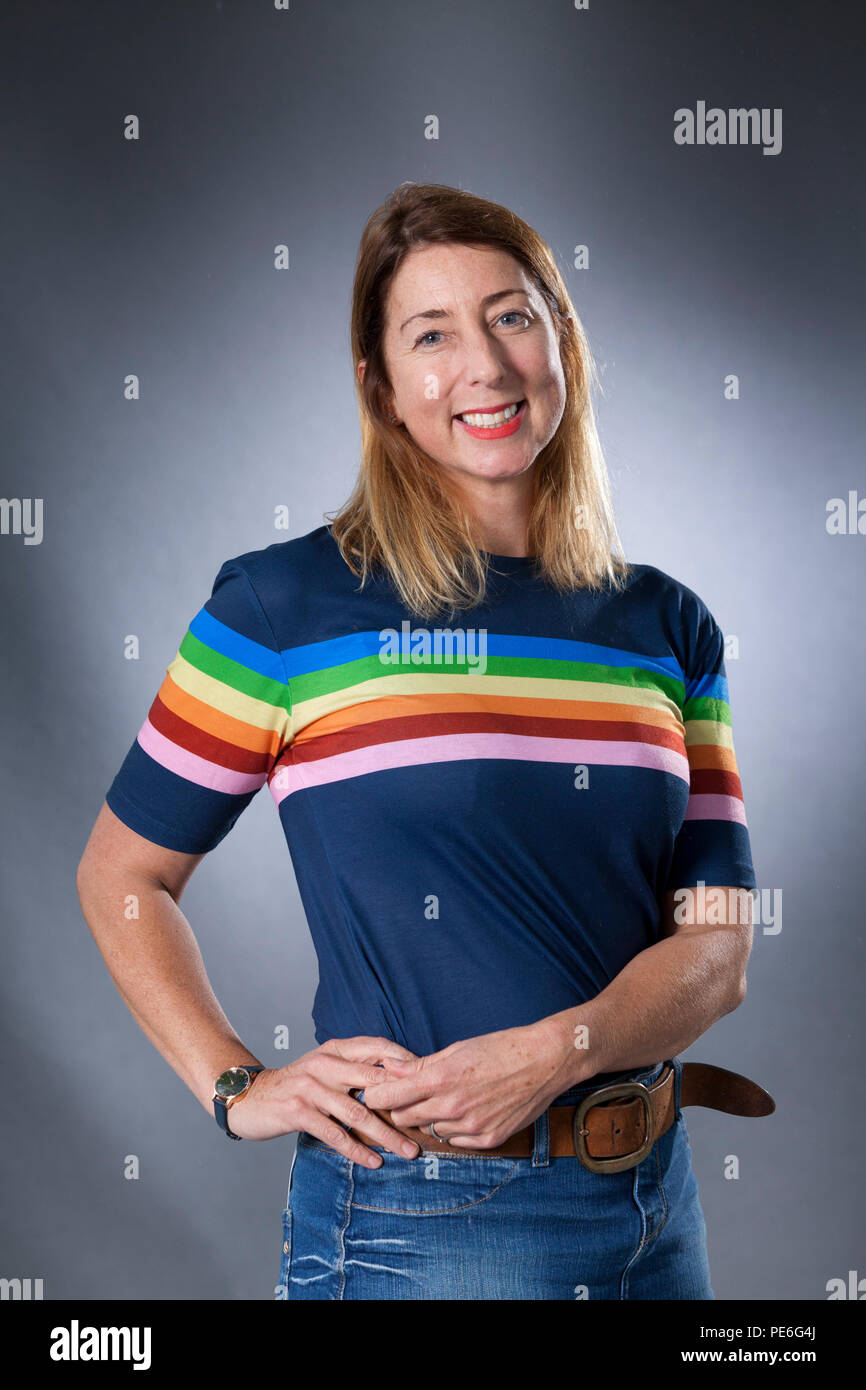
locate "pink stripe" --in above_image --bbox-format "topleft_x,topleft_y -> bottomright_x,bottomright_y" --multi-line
684,793 -> 748,826
269,732 -> 690,805
137,718 -> 266,795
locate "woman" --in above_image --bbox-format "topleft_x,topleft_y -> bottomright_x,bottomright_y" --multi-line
77,181 -> 769,1301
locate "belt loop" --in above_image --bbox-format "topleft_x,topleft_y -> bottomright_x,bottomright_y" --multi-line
672,1057 -> 683,1123
532,1107 -> 550,1167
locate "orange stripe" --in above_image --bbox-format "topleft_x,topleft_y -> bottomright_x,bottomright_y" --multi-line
158,672 -> 283,758
686,743 -> 740,773
293,691 -> 681,747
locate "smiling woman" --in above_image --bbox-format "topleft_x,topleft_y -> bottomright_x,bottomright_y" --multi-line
337,181 -> 629,617
376,241 -> 567,494
80,180 -> 771,1305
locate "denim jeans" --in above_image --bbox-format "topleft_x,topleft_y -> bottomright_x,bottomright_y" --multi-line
274,1057 -> 714,1300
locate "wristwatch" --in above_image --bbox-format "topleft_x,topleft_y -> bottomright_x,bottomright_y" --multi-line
212,1065 -> 266,1140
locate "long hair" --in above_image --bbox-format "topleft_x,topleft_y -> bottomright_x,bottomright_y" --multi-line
327,181 -> 630,620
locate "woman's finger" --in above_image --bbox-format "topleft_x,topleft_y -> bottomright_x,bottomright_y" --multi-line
305,1051 -> 422,1100
318,1035 -> 418,1065
305,1080 -> 420,1158
293,1104 -> 389,1169
361,1070 -> 438,1112
424,1120 -> 455,1143
387,1096 -> 458,1128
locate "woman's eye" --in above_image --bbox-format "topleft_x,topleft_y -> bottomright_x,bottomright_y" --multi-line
414,311 -> 529,348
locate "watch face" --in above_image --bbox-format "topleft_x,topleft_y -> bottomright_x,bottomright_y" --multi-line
215,1067 -> 250,1100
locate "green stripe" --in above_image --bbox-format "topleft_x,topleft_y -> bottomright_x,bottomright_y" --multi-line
290,652 -> 685,707
683,695 -> 732,725
180,630 -> 292,713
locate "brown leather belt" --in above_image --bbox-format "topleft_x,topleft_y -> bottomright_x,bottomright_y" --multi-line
346,1062 -> 775,1174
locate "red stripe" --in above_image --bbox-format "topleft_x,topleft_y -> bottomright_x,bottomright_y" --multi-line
290,710 -> 684,765
149,693 -> 273,776
689,768 -> 744,799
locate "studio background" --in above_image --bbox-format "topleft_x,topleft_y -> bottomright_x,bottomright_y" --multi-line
2,0 -> 863,1300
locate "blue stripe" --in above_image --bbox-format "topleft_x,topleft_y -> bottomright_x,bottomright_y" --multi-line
190,607 -> 289,684
685,672 -> 729,703
279,627 -> 685,682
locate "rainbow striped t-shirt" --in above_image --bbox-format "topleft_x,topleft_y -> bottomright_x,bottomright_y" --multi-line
105,523 -> 756,1059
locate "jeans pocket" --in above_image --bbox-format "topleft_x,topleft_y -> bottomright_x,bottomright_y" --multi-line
350,1148 -> 521,1214
275,1206 -> 293,1299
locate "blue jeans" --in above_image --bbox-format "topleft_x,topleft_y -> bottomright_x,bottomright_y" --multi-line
274,1057 -> 714,1300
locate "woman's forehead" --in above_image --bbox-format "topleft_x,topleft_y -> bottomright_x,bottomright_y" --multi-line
384,244 -> 533,321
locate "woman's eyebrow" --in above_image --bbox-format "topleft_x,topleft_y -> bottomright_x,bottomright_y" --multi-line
399,288 -> 527,334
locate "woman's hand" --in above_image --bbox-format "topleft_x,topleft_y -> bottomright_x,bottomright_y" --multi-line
225,1037 -> 424,1166
359,1021 -> 573,1149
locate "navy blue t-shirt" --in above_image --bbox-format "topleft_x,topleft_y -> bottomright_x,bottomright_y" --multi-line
106,524 -> 756,1059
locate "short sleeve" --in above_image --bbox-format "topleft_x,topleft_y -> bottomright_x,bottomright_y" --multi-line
665,605 -> 757,892
105,559 -> 292,854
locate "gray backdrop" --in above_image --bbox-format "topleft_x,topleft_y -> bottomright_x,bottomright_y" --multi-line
2,0 -> 863,1300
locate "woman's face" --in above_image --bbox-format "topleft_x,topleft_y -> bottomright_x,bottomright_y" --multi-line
372,242 -> 568,497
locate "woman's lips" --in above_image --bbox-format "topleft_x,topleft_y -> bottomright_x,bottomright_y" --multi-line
455,399 -> 526,439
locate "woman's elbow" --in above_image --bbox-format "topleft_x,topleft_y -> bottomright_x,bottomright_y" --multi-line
725,970 -> 748,1014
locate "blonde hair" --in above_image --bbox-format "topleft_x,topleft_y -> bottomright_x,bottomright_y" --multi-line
327,181 -> 630,620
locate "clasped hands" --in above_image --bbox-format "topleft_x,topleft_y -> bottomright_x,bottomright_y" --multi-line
362,1019 -> 575,1149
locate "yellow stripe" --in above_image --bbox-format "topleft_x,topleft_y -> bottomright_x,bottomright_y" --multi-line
291,673 -> 682,739
684,718 -> 735,751
165,651 -> 290,736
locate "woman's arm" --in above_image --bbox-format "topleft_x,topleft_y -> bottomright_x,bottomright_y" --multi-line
75,802 -> 421,1165
537,885 -> 754,1088
76,802 -> 261,1111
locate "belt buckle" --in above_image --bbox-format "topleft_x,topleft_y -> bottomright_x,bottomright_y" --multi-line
573,1080 -> 654,1173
